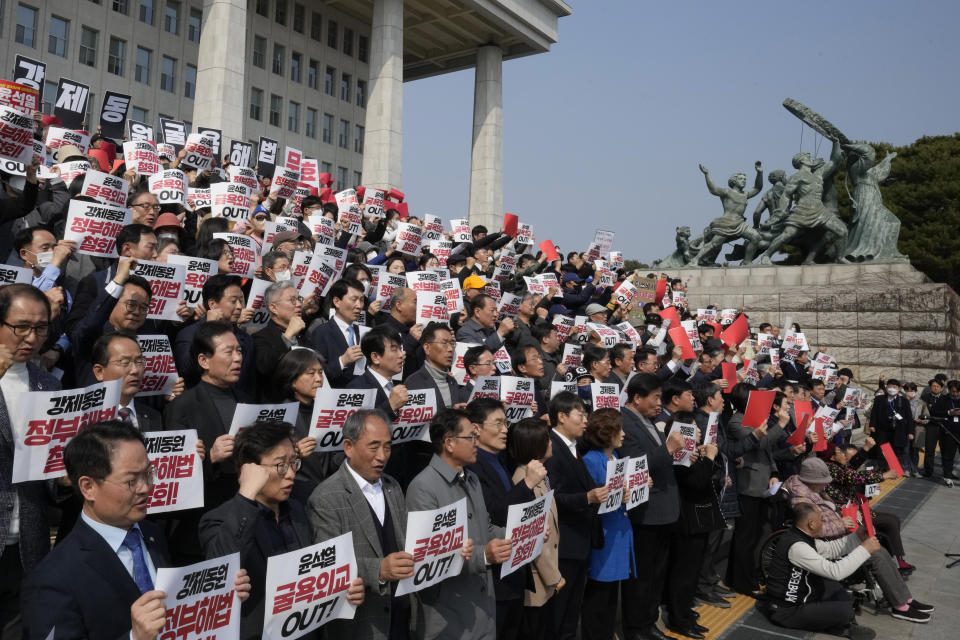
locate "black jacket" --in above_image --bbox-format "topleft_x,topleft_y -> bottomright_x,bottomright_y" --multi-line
544,430 -> 602,561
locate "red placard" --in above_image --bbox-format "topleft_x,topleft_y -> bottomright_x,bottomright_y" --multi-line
655,279 -> 667,304
841,504 -> 859,532
503,213 -> 519,237
538,240 -> 558,262
786,414 -> 811,446
812,418 -> 828,451
793,400 -> 814,427
879,442 -> 904,477
667,327 -> 696,359
720,314 -> 749,348
742,389 -> 776,428
858,495 -> 876,538
659,305 -> 681,328
721,362 -> 737,394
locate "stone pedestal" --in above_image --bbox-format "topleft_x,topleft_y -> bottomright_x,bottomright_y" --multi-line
671,263 -> 960,383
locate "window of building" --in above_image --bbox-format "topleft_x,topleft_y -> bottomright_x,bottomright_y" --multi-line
292,3 -> 304,32
327,20 -> 337,48
274,0 -> 286,25
305,107 -> 317,138
164,0 -> 179,35
290,52 -> 301,83
131,106 -> 148,123
324,66 -> 335,96
340,73 -> 351,102
188,7 -> 201,42
288,101 -> 299,132
358,35 -> 369,63
337,166 -> 347,189
108,37 -> 126,76
343,27 -> 353,56
354,125 -> 364,154
252,35 -> 266,68
269,94 -> 282,127
46,16 -> 69,57
321,161 -> 331,174
15,4 -> 38,47
310,11 -> 321,40
113,0 -> 129,15
255,0 -> 268,17
184,63 -> 196,98
272,44 -> 285,75
160,56 -> 176,92
322,113 -> 333,145
338,119 -> 349,149
41,83 -> 57,115
79,26 -> 98,67
135,47 -> 152,84
139,0 -> 153,24
356,79 -> 366,108
308,59 -> 319,90
249,87 -> 263,120
353,170 -> 362,185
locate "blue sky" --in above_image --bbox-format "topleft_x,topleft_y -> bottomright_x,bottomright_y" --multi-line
402,0 -> 959,264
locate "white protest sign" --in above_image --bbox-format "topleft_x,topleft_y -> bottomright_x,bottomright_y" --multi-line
468,376 -> 501,403
210,182 -> 251,221
186,187 -> 211,211
335,189 -> 363,236
416,291 -> 449,326
122,140 -> 161,176
516,223 -> 533,245
524,276 -> 546,296
492,346 -> 512,374
406,270 -> 440,294
136,335 -> 179,397
451,218 -> 471,243
591,382 -> 621,411
391,388 -> 437,444
587,323 -> 620,348
0,106 -> 36,164
614,280 -> 638,307
144,429 -> 203,513
271,166 -> 300,199
0,264 -> 33,286
553,315 -> 575,342
593,229 -> 616,253
228,402 -> 299,436
561,343 -> 582,369
12,380 -> 122,482
45,127 -> 90,154
429,239 -> 452,267
452,342 -> 481,385
422,215 -> 445,242
155,553 -> 242,640
615,321 -> 643,346
625,455 -> 650,510
228,164 -> 259,190
598,457 -> 629,515
362,188 -> 385,218
288,251 -> 313,291
262,220 -> 298,254
308,214 -> 336,247
167,255 -> 217,307
263,533 -> 358,639
703,412 -> 720,446
55,160 -> 91,185
308,386 -> 378,450
498,292 -> 523,319
395,222 -> 423,256
213,232 -> 259,278
181,133 -> 214,171
131,260 -> 185,321
501,376 -> 536,423
439,278 -> 464,316
244,278 -> 273,331
669,422 -> 698,467
64,199 -> 132,257
551,380 -> 577,398
375,272 -> 408,311
501,491 -> 554,578
148,169 -> 188,206
395,498 -> 467,596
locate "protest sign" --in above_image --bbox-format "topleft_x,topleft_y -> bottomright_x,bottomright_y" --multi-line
374,272 -> 408,311
98,91 -> 131,139
12,380 -> 122,482
144,429 -> 203,513
0,264 -> 33,286
127,119 -> 154,142
159,117 -> 187,150
300,245 -> 347,298
551,381 -> 577,399
288,251 -> 313,291
669,422 -> 698,467
131,260 -> 185,321
12,54 -> 45,92
422,215 -> 444,242
196,127 -> 222,157
501,491 -> 554,578
484,281 -> 502,303
880,443 -> 904,477
552,315 -> 575,343
155,553 -> 241,640
467,376 -> 501,403
615,321 -> 643,346
516,223 -> 533,246
406,270 -> 440,294
703,412 -> 721,446
181,133 -> 215,171
53,78 -> 89,129
428,240 -> 452,267
123,140 -> 160,176
211,182 -> 251,221
0,106 -> 36,164
299,157 -> 320,192
257,136 -> 279,177
452,342 -> 481,385
136,335 -> 179,397
308,214 -> 337,247
501,376 -> 536,423
54,160 -> 90,186
858,496 -> 876,538
395,499 -> 467,596
228,402 -> 299,436
243,278 -> 273,331
149,169 -> 188,206
416,291 -> 449,326
743,389 -> 777,428
263,533 -> 358,639
498,292 -> 523,319
625,455 -> 650,510
561,343 -> 582,369
814,405 -> 841,436
156,143 -> 176,160
362,188 -> 385,218
492,346 -> 512,374
271,166 -> 300,199
396,222 -> 423,255
391,388 -> 437,444
451,218 -> 471,243
229,140 -> 253,168
308,386 -> 378,450
262,220 -> 298,254
439,278 -> 464,316
64,200 -> 131,257
587,323 -> 620,348
227,164 -> 258,192
597,457 -> 629,515
720,361 -> 738,394
1,77 -> 39,116
167,255 -> 217,307
335,189 -> 363,236
213,232 -> 258,278
591,382 -> 620,411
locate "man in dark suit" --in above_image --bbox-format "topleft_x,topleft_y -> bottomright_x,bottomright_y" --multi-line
606,343 -> 634,391
377,286 -> 424,379
544,392 -> 608,640
617,374 -> 687,640
780,350 -> 811,386
252,281 -> 307,399
21,420 -> 251,639
348,325 -> 409,421
0,284 -> 61,631
307,278 -> 367,387
309,409 -> 412,640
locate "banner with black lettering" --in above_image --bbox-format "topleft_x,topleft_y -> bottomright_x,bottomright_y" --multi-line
307,214 -> 336,247
228,164 -> 258,191
591,382 -> 620,411
98,91 -> 131,139
196,127 -> 222,158
185,187 -> 211,211
468,376 -> 501,403
597,457 -> 628,515
144,429 -> 203,513
13,55 -> 45,92
395,223 -> 423,256
271,166 -> 299,199
501,376 -> 535,422
263,533 -> 358,639
155,553 -> 241,640
45,127 -> 90,154
361,188 -> 385,218
229,140 -> 253,168
416,291 -> 449,327
181,133 -> 215,172
299,157 -> 320,192
335,189 -> 363,236
0,264 -> 33,286
307,386 -> 377,450
669,422 -> 698,467
136,335 -> 179,396
299,245 -> 347,298
211,182 -> 250,221
625,454 -> 650,510
12,380 -> 122,482
127,119 -> 154,142
53,78 -> 89,129
159,117 -> 186,151
228,402 -> 299,436
64,200 -> 132,257
257,136 -> 279,178
131,259 -> 185,321
80,170 -> 128,207
289,251 -> 312,291
0,106 -> 36,164
450,218 -> 471,243
395,498 -> 467,596
391,388 -> 436,445
0,79 -> 39,115
122,140 -> 160,176
501,491 -> 554,577
167,255 -> 217,307
148,169 -> 188,206
56,160 -> 91,185
213,232 -> 258,278
243,278 -> 272,331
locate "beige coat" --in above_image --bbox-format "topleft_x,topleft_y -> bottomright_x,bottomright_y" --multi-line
513,464 -> 562,607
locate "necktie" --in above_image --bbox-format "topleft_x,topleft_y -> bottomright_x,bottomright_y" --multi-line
346,325 -> 356,347
122,528 -> 154,594
118,407 -> 133,426
455,471 -> 467,487
385,381 -> 394,394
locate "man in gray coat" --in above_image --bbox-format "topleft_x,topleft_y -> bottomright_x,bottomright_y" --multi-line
406,409 -> 513,640
455,293 -> 514,352
308,410 -> 413,640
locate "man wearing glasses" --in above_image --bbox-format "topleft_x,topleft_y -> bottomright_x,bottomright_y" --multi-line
406,409 -> 513,640
252,281 -> 307,397
0,284 -> 61,632
128,191 -> 162,227
21,420 -> 252,639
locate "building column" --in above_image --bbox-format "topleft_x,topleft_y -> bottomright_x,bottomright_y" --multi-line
192,0 -> 247,150
468,45 -> 503,232
361,0 -> 403,189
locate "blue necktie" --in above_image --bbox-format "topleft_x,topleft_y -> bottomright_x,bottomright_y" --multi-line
346,325 -> 356,347
122,528 -> 154,594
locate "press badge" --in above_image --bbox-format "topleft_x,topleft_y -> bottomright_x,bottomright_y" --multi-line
893,412 -> 903,420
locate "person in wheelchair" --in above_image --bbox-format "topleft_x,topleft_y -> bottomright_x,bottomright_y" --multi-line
783,458 -> 933,624
822,440 -> 915,576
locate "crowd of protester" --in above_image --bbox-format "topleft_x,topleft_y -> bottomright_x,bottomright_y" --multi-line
0,116 -> 955,640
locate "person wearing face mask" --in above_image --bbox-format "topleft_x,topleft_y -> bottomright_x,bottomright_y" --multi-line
252,282 -> 306,399
153,212 -> 184,248
867,379 -> 915,474
902,382 -> 928,477
261,250 -> 292,283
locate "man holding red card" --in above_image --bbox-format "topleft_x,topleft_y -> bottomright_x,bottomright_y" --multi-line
866,379 -> 915,476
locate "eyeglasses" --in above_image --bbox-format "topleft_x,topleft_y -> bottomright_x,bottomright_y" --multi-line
2,322 -> 50,337
263,458 -> 302,475
484,419 -> 508,430
109,356 -> 146,369
132,203 -> 161,211
428,340 -> 456,347
122,300 -> 151,314
104,466 -> 156,492
449,434 -> 479,443
282,296 -> 304,304
475,361 -> 495,368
